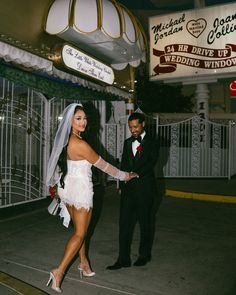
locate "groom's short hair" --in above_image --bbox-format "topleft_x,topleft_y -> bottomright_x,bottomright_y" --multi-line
128,112 -> 145,124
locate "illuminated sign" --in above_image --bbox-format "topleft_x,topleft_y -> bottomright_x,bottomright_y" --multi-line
61,44 -> 114,85
149,3 -> 236,82
230,81 -> 236,97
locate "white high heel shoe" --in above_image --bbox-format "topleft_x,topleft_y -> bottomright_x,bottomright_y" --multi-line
78,263 -> 96,279
46,271 -> 62,293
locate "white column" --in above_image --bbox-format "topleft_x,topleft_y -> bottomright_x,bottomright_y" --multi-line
99,100 -> 106,147
194,0 -> 208,120
196,83 -> 209,120
125,98 -> 134,138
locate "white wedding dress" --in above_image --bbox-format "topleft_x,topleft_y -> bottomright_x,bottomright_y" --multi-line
57,159 -> 94,227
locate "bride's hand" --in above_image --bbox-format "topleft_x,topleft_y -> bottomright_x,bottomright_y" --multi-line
127,171 -> 139,181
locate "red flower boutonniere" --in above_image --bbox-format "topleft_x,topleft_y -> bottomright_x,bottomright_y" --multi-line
136,145 -> 143,157
49,185 -> 57,199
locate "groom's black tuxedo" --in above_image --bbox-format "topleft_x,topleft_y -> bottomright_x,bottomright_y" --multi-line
118,133 -> 159,264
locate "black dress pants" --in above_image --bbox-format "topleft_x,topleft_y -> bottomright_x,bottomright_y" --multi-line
118,188 -> 153,263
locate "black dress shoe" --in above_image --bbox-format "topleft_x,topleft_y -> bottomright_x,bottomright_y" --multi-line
133,256 -> 151,266
106,261 -> 131,270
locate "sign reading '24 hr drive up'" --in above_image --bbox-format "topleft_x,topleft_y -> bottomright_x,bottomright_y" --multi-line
149,3 -> 236,82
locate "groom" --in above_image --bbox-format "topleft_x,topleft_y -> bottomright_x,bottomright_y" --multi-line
107,112 -> 159,270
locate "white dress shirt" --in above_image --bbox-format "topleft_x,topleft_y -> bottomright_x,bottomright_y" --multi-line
132,131 -> 146,156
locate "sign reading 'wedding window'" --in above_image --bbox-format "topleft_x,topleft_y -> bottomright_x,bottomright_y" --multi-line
62,44 -> 114,85
149,3 -> 236,82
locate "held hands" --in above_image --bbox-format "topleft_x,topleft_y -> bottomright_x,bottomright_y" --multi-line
127,171 -> 139,181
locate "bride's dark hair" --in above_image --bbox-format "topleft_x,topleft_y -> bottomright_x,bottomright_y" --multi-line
58,105 -> 85,189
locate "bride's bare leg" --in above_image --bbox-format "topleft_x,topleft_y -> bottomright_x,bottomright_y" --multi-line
79,241 -> 86,261
56,207 -> 91,275
79,210 -> 92,264
78,211 -> 95,276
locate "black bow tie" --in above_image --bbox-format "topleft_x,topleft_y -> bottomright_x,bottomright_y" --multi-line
131,135 -> 142,143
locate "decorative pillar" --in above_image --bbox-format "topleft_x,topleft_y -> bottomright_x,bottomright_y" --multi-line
125,97 -> 134,138
195,83 -> 209,143
196,83 -> 209,120
127,66 -> 135,115
105,107 -> 118,161
193,0 -> 208,145
105,108 -> 119,187
126,97 -> 134,116
125,66 -> 136,138
194,0 -> 209,126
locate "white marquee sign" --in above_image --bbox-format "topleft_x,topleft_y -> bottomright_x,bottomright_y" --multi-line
62,44 -> 114,85
149,3 -> 236,82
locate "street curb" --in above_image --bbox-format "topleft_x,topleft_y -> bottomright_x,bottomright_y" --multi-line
165,189 -> 236,204
0,271 -> 49,295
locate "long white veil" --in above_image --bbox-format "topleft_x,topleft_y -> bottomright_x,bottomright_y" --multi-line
46,103 -> 81,187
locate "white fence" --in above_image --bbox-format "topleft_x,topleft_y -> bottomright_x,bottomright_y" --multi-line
1,77 -> 235,208
146,115 -> 236,179
0,79 -> 106,208
105,113 -> 236,179
0,79 -> 47,207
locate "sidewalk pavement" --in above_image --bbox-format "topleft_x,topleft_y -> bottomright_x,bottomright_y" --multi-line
1,182 -> 236,295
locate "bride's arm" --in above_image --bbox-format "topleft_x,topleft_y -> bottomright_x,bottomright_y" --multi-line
74,140 -> 137,181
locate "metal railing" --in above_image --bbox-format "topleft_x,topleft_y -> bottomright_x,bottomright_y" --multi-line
1,77 -> 235,208
106,112 -> 236,179
0,79 -> 47,207
0,81 -> 107,208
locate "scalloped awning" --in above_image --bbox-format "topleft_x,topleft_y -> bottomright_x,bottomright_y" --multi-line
45,0 -> 147,70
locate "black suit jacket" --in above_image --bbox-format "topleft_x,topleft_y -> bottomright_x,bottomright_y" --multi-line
120,134 -> 159,197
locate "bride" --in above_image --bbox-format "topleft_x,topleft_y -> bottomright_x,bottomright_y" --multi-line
46,103 -> 137,293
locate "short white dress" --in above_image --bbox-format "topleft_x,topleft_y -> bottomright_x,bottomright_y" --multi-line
57,160 -> 94,227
